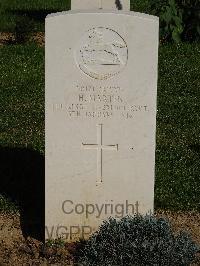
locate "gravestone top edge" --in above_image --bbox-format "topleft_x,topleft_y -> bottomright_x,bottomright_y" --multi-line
71,0 -> 130,11
46,10 -> 159,22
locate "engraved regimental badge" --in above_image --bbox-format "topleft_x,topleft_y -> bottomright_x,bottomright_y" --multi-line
75,27 -> 128,80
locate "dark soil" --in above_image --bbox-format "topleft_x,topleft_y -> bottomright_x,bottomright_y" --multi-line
0,32 -> 45,46
0,213 -> 73,265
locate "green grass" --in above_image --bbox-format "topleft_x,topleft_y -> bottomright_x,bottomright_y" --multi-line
0,194 -> 19,213
0,0 -> 70,32
0,44 -> 44,153
0,44 -> 44,213
0,0 -> 155,33
0,43 -> 200,212
156,43 -> 200,211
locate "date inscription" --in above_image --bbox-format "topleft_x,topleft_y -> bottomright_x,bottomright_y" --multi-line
52,85 -> 148,120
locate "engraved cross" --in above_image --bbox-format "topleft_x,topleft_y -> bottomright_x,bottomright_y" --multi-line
82,124 -> 118,183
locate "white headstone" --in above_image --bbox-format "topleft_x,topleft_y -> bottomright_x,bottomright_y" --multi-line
45,7 -> 159,241
71,0 -> 130,11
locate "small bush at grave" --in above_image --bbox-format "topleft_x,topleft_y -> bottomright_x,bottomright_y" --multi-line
131,0 -> 200,43
177,0 -> 200,42
77,215 -> 199,266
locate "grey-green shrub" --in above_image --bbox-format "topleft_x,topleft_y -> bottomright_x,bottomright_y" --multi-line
77,215 -> 199,266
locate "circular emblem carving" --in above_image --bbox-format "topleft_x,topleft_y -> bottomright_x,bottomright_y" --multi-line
75,27 -> 128,80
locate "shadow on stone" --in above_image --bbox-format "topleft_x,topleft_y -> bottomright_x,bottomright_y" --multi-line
0,147 -> 44,241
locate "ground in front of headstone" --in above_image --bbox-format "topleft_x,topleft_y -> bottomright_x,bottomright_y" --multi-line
0,213 -> 73,266
0,211 -> 200,265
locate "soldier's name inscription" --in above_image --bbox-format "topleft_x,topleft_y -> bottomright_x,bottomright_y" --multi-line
52,84 -> 148,119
